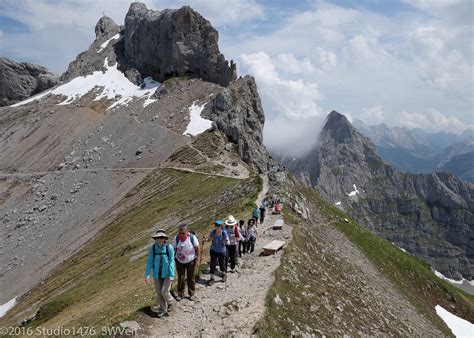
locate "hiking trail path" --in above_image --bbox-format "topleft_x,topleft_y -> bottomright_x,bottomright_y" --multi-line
141,173 -> 291,336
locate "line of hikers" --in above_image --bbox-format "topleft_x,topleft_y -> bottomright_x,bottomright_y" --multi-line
144,201 -> 270,318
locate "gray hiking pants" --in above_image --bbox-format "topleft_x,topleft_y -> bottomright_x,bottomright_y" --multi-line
153,278 -> 173,313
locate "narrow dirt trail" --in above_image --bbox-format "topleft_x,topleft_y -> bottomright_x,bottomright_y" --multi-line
0,165 -> 248,180
141,174 -> 291,336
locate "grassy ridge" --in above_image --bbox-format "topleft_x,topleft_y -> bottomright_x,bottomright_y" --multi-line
257,174 -> 473,336
1,169 -> 260,330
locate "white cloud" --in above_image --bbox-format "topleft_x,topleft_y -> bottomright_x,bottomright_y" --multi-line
402,0 -> 473,24
275,53 -> 316,74
184,0 -> 264,26
241,52 -> 324,120
227,0 -> 473,140
359,105 -> 474,134
408,24 -> 471,89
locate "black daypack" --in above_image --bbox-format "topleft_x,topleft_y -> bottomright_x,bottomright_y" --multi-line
152,243 -> 173,261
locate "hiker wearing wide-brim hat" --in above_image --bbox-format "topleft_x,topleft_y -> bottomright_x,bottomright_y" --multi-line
145,228 -> 175,318
151,229 -> 168,239
203,220 -> 230,285
224,215 -> 241,273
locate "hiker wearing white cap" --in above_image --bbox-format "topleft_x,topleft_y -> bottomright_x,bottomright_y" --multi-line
172,224 -> 200,301
224,215 -> 241,273
145,229 -> 175,318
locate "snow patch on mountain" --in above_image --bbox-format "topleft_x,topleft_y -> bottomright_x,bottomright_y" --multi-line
435,305 -> 473,337
97,33 -> 120,53
434,270 -> 473,286
11,58 -> 160,109
347,184 -> 360,197
0,297 -> 17,318
184,102 -> 211,136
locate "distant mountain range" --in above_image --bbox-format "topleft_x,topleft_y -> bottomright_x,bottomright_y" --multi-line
352,120 -> 474,183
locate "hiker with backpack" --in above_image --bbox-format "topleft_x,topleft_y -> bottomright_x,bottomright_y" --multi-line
252,206 -> 260,225
259,202 -> 266,224
203,219 -> 229,285
172,224 -> 200,301
224,215 -> 241,272
247,219 -> 257,253
145,229 -> 175,318
238,219 -> 248,257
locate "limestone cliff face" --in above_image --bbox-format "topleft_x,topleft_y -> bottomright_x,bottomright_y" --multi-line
204,75 -> 269,173
0,57 -> 58,107
286,111 -> 474,280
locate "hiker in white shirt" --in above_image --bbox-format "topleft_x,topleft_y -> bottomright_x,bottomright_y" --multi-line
172,224 -> 200,301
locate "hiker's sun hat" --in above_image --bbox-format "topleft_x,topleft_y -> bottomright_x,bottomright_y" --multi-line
225,215 -> 237,226
215,219 -> 224,227
152,229 -> 168,239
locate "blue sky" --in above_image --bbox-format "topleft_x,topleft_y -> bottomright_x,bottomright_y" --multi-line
0,0 -> 472,154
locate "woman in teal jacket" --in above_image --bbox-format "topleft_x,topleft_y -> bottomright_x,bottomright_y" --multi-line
145,229 -> 175,318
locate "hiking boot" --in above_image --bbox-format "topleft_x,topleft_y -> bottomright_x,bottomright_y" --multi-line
175,296 -> 182,302
156,311 -> 168,318
229,269 -> 235,273
167,303 -> 174,312
188,295 -> 194,301
222,273 -> 227,283
208,278 -> 215,286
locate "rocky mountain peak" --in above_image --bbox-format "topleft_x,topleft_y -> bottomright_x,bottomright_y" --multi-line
94,16 -> 120,40
63,2 -> 237,87
127,1 -> 148,16
321,110 -> 358,144
123,2 -> 237,86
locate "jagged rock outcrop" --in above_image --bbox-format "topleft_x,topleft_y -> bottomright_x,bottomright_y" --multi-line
61,16 -> 122,81
0,57 -> 58,106
123,2 -> 236,86
285,111 -> 474,280
204,76 -> 270,172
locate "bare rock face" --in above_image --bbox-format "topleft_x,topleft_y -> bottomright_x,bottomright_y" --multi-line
204,76 -> 270,172
285,111 -> 474,280
0,57 -> 58,106
123,2 -> 236,86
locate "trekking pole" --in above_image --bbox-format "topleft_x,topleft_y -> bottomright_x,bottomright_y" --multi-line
197,240 -> 205,282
